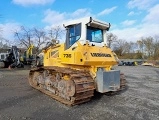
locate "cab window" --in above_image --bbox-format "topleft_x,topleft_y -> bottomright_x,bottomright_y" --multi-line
86,26 -> 103,43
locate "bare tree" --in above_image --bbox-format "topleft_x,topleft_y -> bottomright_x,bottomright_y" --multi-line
152,36 -> 159,60
123,42 -> 132,53
107,33 -> 118,48
14,26 -> 33,48
48,26 -> 64,40
123,42 -> 138,54
0,38 -> 12,54
143,37 -> 154,58
33,27 -> 49,52
107,33 -> 134,56
136,36 -> 159,60
137,38 -> 145,59
14,25 -> 65,54
14,26 -> 50,52
112,39 -> 127,56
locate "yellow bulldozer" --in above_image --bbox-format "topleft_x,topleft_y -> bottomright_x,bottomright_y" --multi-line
29,17 -> 126,105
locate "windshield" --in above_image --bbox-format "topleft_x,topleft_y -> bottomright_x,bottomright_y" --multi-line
86,26 -> 103,43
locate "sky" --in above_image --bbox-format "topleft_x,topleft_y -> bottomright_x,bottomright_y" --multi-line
0,0 -> 159,43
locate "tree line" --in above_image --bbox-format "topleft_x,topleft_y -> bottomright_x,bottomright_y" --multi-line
0,25 -> 64,54
107,33 -> 159,60
0,25 -> 159,60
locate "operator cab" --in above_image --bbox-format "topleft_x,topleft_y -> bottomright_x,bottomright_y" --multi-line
64,17 -> 110,49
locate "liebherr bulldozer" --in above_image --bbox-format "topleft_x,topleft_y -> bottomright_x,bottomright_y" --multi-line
29,17 -> 126,105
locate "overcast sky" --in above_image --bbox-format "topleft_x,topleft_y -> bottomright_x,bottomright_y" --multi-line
0,0 -> 159,42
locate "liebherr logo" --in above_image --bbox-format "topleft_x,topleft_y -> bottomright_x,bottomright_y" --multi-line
91,53 -> 111,57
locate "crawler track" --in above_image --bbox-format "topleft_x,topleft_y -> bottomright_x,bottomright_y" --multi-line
29,66 -> 95,106
29,67 -> 126,105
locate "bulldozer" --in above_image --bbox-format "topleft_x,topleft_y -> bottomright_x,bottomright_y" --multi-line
29,17 -> 126,105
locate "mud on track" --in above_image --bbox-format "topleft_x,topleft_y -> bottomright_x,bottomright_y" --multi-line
0,66 -> 159,120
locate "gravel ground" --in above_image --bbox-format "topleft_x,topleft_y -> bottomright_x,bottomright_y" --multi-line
0,66 -> 159,120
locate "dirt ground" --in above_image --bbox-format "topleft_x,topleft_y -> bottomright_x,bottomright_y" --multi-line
0,66 -> 159,120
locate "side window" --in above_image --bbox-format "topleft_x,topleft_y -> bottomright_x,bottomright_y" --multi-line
65,23 -> 81,50
69,23 -> 81,46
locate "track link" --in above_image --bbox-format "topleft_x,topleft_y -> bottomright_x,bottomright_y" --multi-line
29,66 -> 95,106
